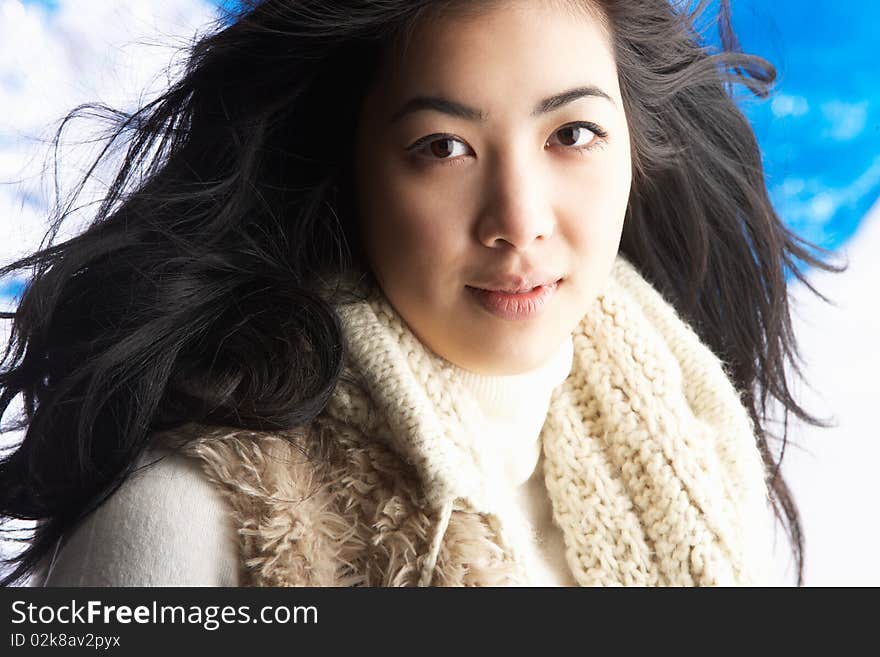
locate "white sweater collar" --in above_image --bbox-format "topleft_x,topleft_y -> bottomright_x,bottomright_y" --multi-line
449,337 -> 574,487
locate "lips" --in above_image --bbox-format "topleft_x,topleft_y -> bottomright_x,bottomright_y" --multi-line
466,280 -> 561,320
468,272 -> 563,294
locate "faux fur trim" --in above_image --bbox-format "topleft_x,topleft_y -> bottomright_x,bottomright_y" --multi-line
166,418 -> 527,587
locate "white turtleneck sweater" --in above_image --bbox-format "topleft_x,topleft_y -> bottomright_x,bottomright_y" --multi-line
450,336 -> 576,586
41,337 -> 577,587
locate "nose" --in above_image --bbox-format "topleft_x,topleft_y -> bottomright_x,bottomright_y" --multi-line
475,152 -> 556,251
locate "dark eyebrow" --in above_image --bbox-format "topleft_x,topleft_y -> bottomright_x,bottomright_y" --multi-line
389,85 -> 615,124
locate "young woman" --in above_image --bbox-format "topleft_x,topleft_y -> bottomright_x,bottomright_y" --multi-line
0,0 -> 841,587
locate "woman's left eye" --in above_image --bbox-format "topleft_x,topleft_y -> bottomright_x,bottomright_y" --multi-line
547,122 -> 608,151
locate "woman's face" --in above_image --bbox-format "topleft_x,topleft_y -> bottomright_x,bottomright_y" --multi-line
353,0 -> 632,375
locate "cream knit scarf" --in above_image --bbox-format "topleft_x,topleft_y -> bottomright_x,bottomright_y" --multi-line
325,253 -> 775,586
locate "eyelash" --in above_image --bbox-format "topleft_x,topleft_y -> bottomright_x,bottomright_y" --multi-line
407,121 -> 609,166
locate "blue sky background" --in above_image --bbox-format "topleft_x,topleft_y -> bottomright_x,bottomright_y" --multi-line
2,0 -> 877,298
723,1 -> 879,266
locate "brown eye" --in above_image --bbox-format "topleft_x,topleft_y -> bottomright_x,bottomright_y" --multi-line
429,138 -> 456,158
555,125 -> 594,147
408,134 -> 470,162
547,122 -> 608,152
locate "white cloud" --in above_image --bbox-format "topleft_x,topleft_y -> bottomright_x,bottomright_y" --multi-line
821,100 -> 870,141
770,156 -> 880,229
808,192 -> 835,222
771,93 -> 809,119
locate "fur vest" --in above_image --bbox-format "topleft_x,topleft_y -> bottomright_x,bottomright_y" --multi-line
163,254 -> 775,586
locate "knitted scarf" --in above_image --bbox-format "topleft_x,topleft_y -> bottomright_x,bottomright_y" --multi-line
322,253 -> 775,586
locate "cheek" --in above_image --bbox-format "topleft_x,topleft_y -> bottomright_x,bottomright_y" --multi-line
558,157 -> 631,290
359,162 -> 465,278
562,165 -> 629,242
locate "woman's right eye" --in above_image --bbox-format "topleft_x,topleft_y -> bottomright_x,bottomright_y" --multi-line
407,134 -> 471,163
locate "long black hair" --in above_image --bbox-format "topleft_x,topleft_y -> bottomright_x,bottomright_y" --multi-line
0,0 -> 843,586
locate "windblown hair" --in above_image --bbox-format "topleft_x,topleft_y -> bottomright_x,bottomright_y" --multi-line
0,0 -> 843,586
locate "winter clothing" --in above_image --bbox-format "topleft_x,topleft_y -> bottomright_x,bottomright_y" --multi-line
41,329 -> 577,587
150,253 -> 776,586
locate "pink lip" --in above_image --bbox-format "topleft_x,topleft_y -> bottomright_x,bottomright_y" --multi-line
466,280 -> 561,320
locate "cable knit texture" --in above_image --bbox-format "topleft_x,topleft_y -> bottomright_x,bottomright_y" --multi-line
164,253 -> 774,586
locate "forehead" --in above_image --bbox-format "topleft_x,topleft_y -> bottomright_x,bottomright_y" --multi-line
372,0 -> 620,115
